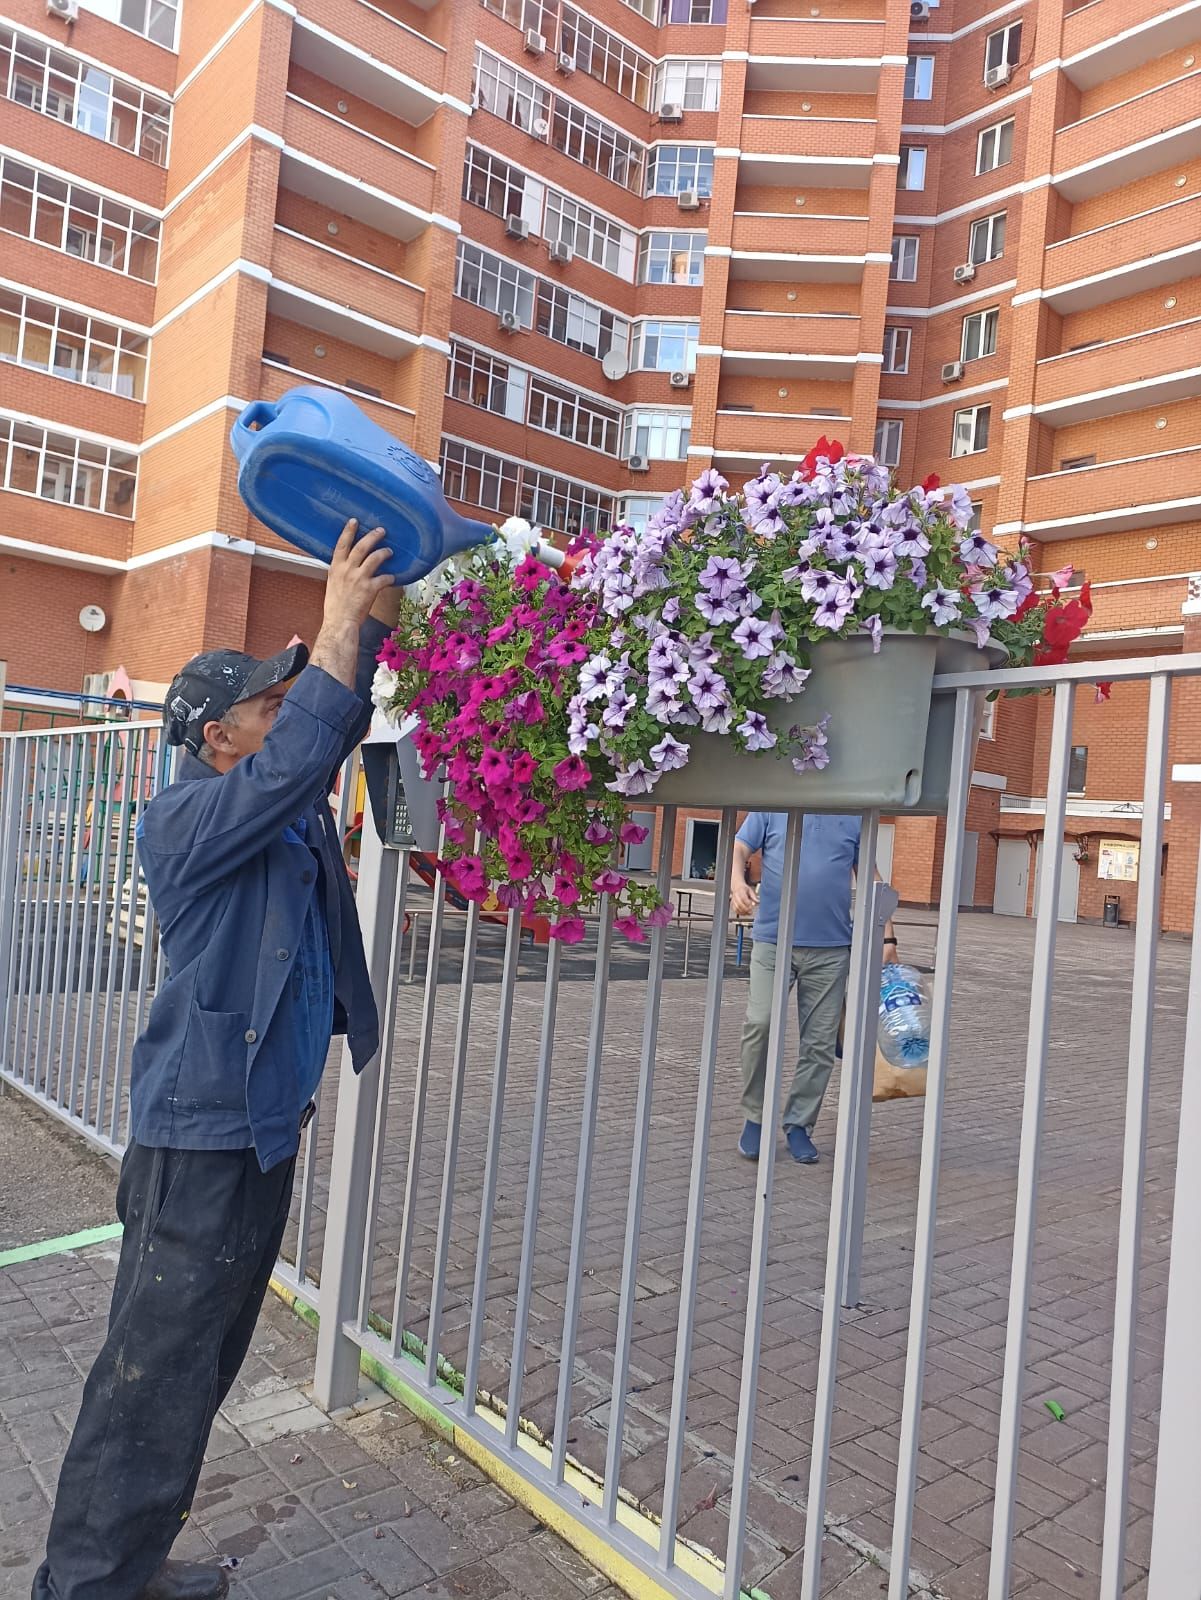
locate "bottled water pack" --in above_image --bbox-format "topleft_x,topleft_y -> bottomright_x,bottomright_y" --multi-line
877,962 -> 931,1069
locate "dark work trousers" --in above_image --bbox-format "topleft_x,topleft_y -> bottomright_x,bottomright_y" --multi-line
33,1142 -> 296,1600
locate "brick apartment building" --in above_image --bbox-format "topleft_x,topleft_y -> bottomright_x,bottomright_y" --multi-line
0,0 -> 1198,927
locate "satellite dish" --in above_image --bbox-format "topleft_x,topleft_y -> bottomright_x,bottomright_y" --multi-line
79,604 -> 107,633
602,349 -> 629,382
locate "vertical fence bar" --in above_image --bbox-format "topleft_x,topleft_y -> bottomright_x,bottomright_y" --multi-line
463,908 -> 524,1416
1146,814 -> 1201,1599
30,740 -> 65,1094
0,740 -> 31,1068
798,811 -> 881,1600
551,898 -> 615,1484
988,680 -> 1077,1598
44,737 -> 83,1105
109,729 -> 153,1146
888,688 -> 976,1600
603,810 -> 677,1520
16,737 -> 54,1085
55,738 -> 91,1109
424,892 -> 483,1387
82,731 -> 120,1127
506,936 -> 562,1452
1099,673 -> 1171,1600
391,858 -> 449,1355
724,811 -> 805,1599
660,807 -> 735,1572
96,729 -> 137,1133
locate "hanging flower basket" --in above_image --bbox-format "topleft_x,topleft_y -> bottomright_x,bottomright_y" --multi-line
373,444 -> 1062,940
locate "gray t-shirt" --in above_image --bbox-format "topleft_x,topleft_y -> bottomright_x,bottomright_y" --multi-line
736,811 -> 861,948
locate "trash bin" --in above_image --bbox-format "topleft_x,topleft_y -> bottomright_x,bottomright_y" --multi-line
1103,893 -> 1121,928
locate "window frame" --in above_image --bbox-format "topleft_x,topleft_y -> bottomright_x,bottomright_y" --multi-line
898,144 -> 927,191
976,118 -> 1015,175
951,403 -> 992,457
882,325 -> 911,374
968,209 -> 1007,264
638,230 -> 705,285
874,417 -> 903,467
903,54 -> 935,100
960,306 -> 999,363
890,234 -> 920,282
984,21 -> 1022,76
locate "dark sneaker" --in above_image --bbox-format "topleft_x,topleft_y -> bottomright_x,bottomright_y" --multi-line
738,1120 -> 762,1160
785,1125 -> 819,1164
140,1562 -> 230,1600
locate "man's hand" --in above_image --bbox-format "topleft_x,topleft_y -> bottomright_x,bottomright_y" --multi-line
310,520 -> 394,688
731,875 -> 758,921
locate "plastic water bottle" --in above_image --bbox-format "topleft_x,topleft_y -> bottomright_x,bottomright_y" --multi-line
877,962 -> 931,1068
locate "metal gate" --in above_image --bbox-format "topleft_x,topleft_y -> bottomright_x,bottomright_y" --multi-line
3,654 -> 1201,1600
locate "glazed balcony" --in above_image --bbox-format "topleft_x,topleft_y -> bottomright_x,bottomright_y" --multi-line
290,5 -> 445,124
738,117 -> 876,186
270,227 -> 425,336
1061,0 -> 1201,90
1052,71 -> 1201,201
280,95 -> 436,238
1033,319 -> 1201,424
1021,444 -> 1201,537
1043,193 -> 1201,310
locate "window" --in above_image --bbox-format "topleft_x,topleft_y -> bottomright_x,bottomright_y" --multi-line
968,210 -> 1007,264
550,98 -> 646,192
968,501 -> 983,531
904,55 -> 934,100
0,156 -> 159,280
0,414 -> 136,515
446,341 -> 528,421
528,376 -> 621,453
473,49 -> 550,138
1059,453 -> 1097,471
618,494 -> 663,531
462,145 -> 530,222
440,438 -> 521,517
874,418 -> 903,467
951,404 -> 991,456
560,8 -> 653,108
882,325 -> 911,374
519,465 -> 614,535
454,241 -> 537,327
646,146 -> 714,198
984,22 -> 1022,76
890,235 -> 920,281
664,0 -> 729,18
638,231 -> 705,284
656,59 -> 722,112
898,145 -> 927,191
979,697 -> 996,741
976,119 -> 1014,175
536,279 -> 631,363
621,409 -> 691,460
546,191 -> 637,278
0,26 -> 170,163
0,288 -> 148,398
81,0 -> 181,49
631,320 -> 699,372
481,0 -> 554,32
1068,745 -> 1088,794
618,0 -> 658,18
961,307 -> 999,362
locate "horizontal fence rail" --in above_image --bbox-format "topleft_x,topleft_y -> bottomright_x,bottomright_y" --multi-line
3,656 -> 1201,1600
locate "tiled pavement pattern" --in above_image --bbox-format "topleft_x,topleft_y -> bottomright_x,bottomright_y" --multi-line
0,1243 -> 635,1600
282,911 -> 1179,1599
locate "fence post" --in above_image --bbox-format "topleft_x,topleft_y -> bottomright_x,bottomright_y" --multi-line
312,809 -> 398,1412
0,740 -> 28,1066
1146,843 -> 1201,1599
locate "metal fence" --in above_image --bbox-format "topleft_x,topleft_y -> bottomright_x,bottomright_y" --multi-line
2,655 -> 1200,1600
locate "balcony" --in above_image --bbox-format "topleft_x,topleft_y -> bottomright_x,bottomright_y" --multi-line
280,96 -> 437,236
742,42 -> 886,95
726,213 -> 872,281
1061,0 -> 1201,90
1052,72 -> 1201,201
1021,444 -> 1201,537
711,408 -> 851,466
265,273 -> 423,360
1043,194 -> 1201,310
1033,320 -> 1201,424
738,117 -> 876,186
271,227 -> 425,334
721,310 -> 861,377
259,362 -> 416,442
289,6 -> 445,123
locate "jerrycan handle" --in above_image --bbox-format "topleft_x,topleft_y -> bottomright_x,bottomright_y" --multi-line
231,400 -> 280,462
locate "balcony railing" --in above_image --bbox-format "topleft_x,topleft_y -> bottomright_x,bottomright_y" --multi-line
1023,444 -> 1201,533
739,114 -> 877,166
1034,318 -> 1201,422
1061,0 -> 1198,89
291,0 -> 447,106
746,15 -> 886,59
1053,72 -> 1201,199
721,309 -> 860,360
1043,193 -> 1201,307
271,227 -> 426,334
282,96 -> 437,221
712,407 -> 852,459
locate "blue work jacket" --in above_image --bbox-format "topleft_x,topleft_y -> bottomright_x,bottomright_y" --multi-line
128,621 -> 386,1171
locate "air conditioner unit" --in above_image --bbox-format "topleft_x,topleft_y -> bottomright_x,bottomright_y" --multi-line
524,28 -> 546,55
532,117 -> 551,139
953,262 -> 977,283
82,670 -> 114,705
557,52 -> 576,74
941,360 -> 965,383
659,102 -> 684,123
627,454 -> 650,472
47,0 -> 79,18
548,239 -> 573,264
910,1 -> 930,18
498,309 -> 521,332
984,63 -> 1013,89
677,187 -> 701,212
669,370 -> 692,389
505,214 -> 530,240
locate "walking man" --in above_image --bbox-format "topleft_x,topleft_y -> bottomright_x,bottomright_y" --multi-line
34,521 -> 398,1600
730,811 -> 897,1164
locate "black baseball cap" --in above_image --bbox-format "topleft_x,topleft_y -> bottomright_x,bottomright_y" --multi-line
163,643 -> 309,756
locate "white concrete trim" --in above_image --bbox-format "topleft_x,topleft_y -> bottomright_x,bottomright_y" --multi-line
885,280 -> 1018,318
162,127 -> 282,221
971,771 -> 1008,791
1030,444 -> 1199,482
892,183 -> 1021,226
1052,117 -> 1201,194
125,531 -> 256,569
0,406 -> 137,453
5,15 -> 168,96
1061,0 -> 1201,77
173,0 -> 264,100
152,259 -> 270,336
279,146 -> 447,233
291,16 -> 452,116
916,0 -> 1028,43
139,397 -> 249,455
900,86 -> 1030,136
1022,495 -> 1201,535
1172,764 -> 1201,783
1023,366 -> 1201,421
0,529 -> 325,578
881,378 -> 1009,412
0,143 -> 157,215
0,275 -> 153,336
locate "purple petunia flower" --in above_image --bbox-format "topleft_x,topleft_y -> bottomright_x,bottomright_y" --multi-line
649,733 -> 690,771
861,615 -> 884,653
813,581 -> 858,631
957,531 -> 999,568
698,554 -> 753,599
761,652 -> 811,697
732,613 -> 783,660
922,586 -> 962,626
606,760 -> 658,796
737,711 -> 778,752
687,665 -> 729,714
689,467 -> 729,514
861,543 -> 898,590
971,583 -> 1020,621
577,654 -> 611,703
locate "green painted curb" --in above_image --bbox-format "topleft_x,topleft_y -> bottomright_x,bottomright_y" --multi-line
0,1222 -> 123,1269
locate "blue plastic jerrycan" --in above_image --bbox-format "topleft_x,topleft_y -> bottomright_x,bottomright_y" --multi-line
230,385 -> 493,584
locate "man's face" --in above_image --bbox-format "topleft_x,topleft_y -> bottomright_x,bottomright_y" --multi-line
201,683 -> 291,770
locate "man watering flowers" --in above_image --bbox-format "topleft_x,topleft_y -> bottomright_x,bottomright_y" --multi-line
34,522 -> 398,1600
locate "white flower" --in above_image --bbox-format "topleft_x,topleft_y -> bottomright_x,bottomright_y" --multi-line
371,662 -> 400,712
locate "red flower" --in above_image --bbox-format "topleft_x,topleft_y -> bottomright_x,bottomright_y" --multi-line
1034,581 -> 1093,666
798,435 -> 846,481
1013,589 -> 1041,622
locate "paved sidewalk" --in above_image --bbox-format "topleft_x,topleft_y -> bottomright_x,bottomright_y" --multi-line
0,1241 -> 624,1600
